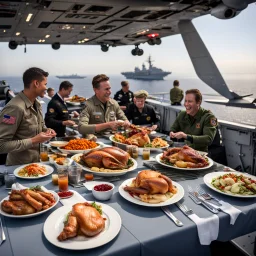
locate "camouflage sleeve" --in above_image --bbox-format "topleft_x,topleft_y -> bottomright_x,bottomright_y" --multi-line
78,105 -> 96,135
170,112 -> 182,132
115,102 -> 128,121
192,113 -> 217,146
0,105 -> 32,153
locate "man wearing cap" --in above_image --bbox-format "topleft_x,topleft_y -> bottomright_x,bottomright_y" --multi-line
125,90 -> 160,130
114,81 -> 134,112
78,74 -> 130,135
170,89 -> 218,152
170,80 -> 184,105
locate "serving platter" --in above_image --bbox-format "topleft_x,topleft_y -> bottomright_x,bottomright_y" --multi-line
58,142 -> 103,155
71,153 -> 138,176
155,153 -> 214,170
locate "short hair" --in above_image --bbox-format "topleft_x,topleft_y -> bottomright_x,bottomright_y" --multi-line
23,67 -> 49,89
186,89 -> 202,104
121,81 -> 129,87
92,74 -> 109,89
59,81 -> 73,91
47,87 -> 54,93
173,80 -> 179,86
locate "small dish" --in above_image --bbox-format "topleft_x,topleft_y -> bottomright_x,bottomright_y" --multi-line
57,191 -> 74,199
54,158 -> 73,169
49,141 -> 68,148
92,183 -> 114,201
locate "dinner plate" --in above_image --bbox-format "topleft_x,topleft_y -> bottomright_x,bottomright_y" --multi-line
119,178 -> 184,207
204,171 -> 256,198
43,203 -> 121,250
71,154 -> 138,176
13,163 -> 54,179
65,101 -> 81,106
58,142 -> 103,155
109,135 -> 169,151
0,190 -> 59,218
155,153 -> 214,170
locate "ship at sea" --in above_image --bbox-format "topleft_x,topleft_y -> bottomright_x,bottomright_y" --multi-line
56,74 -> 86,79
121,56 -> 171,80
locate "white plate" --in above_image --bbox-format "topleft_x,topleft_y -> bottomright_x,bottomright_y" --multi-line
155,153 -> 214,170
58,142 -> 103,155
119,178 -> 184,207
204,171 -> 256,198
71,154 -> 138,176
109,135 -> 169,151
0,191 -> 59,218
66,101 -> 81,106
49,141 -> 69,148
13,163 -> 54,179
43,203 -> 121,250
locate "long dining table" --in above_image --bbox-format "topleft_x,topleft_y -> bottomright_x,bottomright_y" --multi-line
0,135 -> 256,256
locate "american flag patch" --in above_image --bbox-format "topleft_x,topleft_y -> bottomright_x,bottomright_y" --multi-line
2,114 -> 16,125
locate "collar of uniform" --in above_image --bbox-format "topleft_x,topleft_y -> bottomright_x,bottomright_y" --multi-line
57,92 -> 65,103
134,103 -> 147,113
19,91 -> 34,109
92,95 -> 114,107
193,107 -> 203,120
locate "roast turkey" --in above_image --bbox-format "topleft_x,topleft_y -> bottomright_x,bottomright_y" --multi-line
81,146 -> 130,169
125,132 -> 150,147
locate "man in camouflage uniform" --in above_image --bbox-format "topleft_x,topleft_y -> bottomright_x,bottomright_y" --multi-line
170,80 -> 184,105
170,89 -> 218,152
78,74 -> 130,135
0,67 -> 56,165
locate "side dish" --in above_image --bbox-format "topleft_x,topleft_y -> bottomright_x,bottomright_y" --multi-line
17,163 -> 47,177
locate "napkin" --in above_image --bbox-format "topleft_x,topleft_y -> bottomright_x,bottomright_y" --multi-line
59,190 -> 86,206
208,200 -> 241,225
189,213 -> 219,245
11,183 -> 49,192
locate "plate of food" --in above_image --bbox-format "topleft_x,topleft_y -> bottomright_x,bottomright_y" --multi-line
204,171 -> 256,198
13,163 -> 54,179
155,146 -> 213,170
58,138 -> 103,154
65,101 -> 81,106
0,185 -> 59,218
71,146 -> 137,176
43,201 -> 121,250
119,170 -> 184,207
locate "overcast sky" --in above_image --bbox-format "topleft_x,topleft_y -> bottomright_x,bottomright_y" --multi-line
0,3 -> 255,78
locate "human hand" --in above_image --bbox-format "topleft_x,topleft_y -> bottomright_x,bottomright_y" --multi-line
151,125 -> 157,131
72,111 -> 79,118
63,120 -> 76,126
170,131 -> 187,139
45,128 -> 56,137
120,106 -> 126,110
123,120 -> 131,128
31,132 -> 54,145
108,121 -> 119,130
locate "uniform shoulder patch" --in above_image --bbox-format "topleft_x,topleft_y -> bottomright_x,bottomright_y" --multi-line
146,116 -> 151,121
210,118 -> 217,126
49,108 -> 55,113
2,114 -> 16,125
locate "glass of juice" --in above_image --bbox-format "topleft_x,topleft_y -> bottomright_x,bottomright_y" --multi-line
58,169 -> 68,191
52,174 -> 58,185
40,144 -> 49,162
85,173 -> 94,181
126,145 -> 133,157
132,146 -> 139,159
142,148 -> 150,160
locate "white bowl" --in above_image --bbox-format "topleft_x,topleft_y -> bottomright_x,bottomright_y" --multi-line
49,141 -> 68,148
92,182 -> 115,201
53,158 -> 73,169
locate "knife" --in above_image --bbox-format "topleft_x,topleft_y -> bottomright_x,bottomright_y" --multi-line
143,162 -> 157,171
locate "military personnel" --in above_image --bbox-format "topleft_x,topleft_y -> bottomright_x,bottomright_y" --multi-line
0,67 -> 56,165
125,90 -> 159,130
78,74 -> 130,135
46,87 -> 54,98
45,81 -> 76,137
113,81 -> 134,111
170,89 -> 218,152
170,80 -> 184,105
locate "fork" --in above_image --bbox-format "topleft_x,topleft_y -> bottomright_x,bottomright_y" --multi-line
196,186 -> 222,206
188,186 -> 219,213
176,201 -> 194,216
161,206 -> 183,227
0,217 -> 6,246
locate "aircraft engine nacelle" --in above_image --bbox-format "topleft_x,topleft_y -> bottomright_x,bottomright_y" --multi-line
211,3 -> 241,19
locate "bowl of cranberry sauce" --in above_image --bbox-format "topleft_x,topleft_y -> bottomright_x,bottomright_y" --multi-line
92,183 -> 115,201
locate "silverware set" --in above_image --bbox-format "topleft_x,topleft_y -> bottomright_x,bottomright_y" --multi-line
0,217 -> 6,246
161,206 -> 183,227
175,202 -> 194,216
196,186 -> 222,206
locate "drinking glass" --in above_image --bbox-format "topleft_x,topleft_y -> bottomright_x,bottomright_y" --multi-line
5,174 -> 16,189
52,174 -> 58,185
132,146 -> 139,159
68,165 -> 82,185
58,169 -> 69,191
142,148 -> 150,160
85,173 -> 94,181
126,145 -> 133,157
40,144 -> 49,162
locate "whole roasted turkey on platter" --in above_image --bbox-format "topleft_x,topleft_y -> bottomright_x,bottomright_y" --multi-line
124,170 -> 177,204
81,146 -> 130,169
161,145 -> 208,168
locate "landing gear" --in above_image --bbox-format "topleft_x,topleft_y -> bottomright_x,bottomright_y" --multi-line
148,38 -> 162,46
131,45 -> 144,56
101,44 -> 109,52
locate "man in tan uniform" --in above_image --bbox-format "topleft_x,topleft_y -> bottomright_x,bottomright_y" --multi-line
170,89 -> 218,152
170,80 -> 184,105
78,74 -> 130,135
0,67 -> 56,165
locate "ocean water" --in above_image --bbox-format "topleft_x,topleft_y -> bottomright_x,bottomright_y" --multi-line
1,74 -> 256,126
